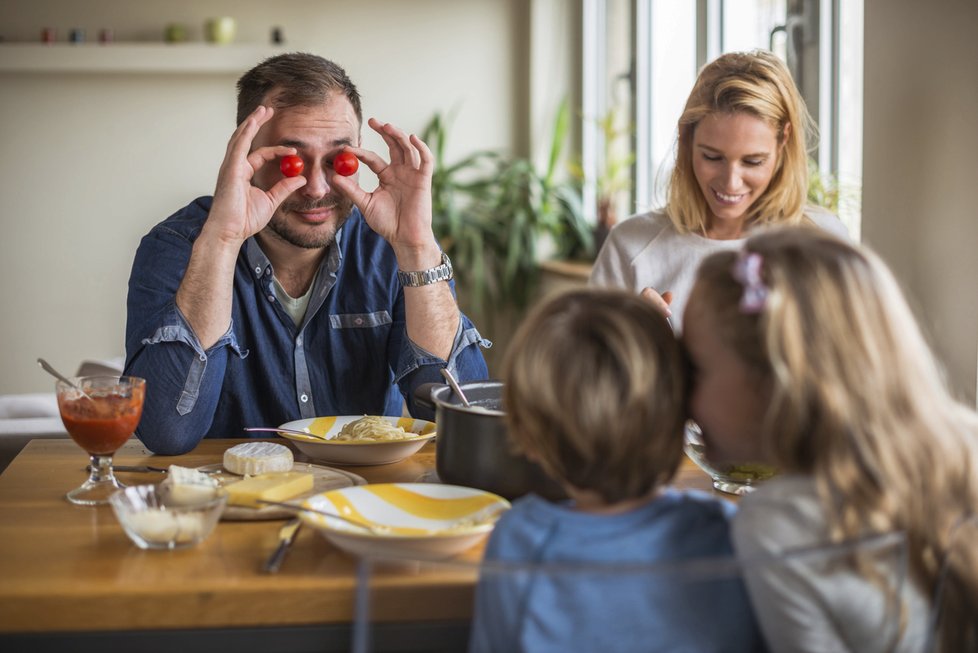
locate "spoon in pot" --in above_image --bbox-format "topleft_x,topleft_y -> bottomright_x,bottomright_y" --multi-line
37,358 -> 95,402
440,368 -> 472,407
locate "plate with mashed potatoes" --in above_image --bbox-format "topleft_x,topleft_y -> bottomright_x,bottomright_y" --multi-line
275,415 -> 437,466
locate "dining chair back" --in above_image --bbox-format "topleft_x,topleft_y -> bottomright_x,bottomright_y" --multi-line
350,530 -> 910,653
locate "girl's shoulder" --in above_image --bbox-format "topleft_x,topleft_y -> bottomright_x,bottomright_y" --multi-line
731,475 -> 827,553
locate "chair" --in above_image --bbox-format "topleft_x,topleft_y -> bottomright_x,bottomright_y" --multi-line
923,514 -> 978,653
350,531 -> 910,653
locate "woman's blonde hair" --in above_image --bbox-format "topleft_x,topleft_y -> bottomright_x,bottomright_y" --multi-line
667,50 -> 813,234
501,288 -> 686,504
691,227 -> 978,650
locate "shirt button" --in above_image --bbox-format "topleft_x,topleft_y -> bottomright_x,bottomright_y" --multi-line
300,394 -> 308,403
355,317 -> 363,325
254,266 -> 262,275
198,354 -> 206,361
296,335 -> 303,346
268,295 -> 275,302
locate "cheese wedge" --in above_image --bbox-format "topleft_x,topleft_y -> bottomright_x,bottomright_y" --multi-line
224,471 -> 314,509
223,442 -> 293,475
162,465 -> 221,506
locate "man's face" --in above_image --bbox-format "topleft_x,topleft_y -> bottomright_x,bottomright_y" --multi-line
251,93 -> 360,249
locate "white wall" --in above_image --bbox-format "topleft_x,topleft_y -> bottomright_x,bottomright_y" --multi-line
0,0 -> 524,393
862,0 -> 978,403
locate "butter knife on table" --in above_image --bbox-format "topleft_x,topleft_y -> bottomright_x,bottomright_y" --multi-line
264,518 -> 302,574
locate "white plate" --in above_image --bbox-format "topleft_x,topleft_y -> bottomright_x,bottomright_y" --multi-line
276,416 -> 437,466
197,462 -> 366,521
300,483 -> 510,560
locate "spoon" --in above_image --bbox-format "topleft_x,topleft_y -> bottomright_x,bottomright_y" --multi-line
255,500 -> 387,534
243,426 -> 330,440
439,367 -> 472,407
37,357 -> 95,402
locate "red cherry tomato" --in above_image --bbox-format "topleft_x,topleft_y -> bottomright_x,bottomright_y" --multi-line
280,154 -> 304,177
333,151 -> 359,176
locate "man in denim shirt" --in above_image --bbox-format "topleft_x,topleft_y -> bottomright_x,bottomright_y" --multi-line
125,53 -> 489,455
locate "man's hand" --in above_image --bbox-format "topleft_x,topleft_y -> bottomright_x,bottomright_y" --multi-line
329,118 -> 438,267
206,105 -> 307,246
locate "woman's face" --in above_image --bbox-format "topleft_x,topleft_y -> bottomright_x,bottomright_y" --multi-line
682,290 -> 770,466
691,111 -> 781,236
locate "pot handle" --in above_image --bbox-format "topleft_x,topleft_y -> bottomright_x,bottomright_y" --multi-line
413,383 -> 443,411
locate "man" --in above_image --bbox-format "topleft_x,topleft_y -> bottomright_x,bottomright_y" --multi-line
125,53 -> 489,455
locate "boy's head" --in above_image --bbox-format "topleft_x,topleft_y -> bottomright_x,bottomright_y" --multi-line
501,288 -> 687,505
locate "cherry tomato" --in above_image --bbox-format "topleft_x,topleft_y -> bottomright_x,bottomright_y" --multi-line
279,154 -> 304,177
333,151 -> 359,177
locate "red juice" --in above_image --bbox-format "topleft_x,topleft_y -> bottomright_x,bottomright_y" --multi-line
58,390 -> 144,455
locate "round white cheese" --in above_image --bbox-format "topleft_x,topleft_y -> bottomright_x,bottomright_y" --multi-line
223,441 -> 293,476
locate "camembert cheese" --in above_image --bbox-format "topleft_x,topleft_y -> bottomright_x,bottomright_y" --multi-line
224,471 -> 315,509
223,441 -> 293,475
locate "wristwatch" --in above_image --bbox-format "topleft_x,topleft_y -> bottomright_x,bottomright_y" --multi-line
397,252 -> 454,287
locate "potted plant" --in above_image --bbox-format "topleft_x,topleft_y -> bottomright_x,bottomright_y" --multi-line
423,101 -> 593,320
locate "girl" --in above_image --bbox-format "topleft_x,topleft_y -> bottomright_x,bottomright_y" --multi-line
591,49 -> 847,324
683,226 -> 978,652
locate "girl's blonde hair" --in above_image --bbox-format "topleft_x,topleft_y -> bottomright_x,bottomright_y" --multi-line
667,50 -> 813,234
502,288 -> 686,504
691,227 -> 978,650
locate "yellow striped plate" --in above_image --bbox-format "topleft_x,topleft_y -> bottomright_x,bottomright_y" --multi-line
276,416 -> 436,466
300,483 -> 510,560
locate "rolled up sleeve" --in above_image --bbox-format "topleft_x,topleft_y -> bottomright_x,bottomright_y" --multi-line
125,224 -> 245,454
395,314 -> 491,420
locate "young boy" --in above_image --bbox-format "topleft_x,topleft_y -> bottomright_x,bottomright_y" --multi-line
468,287 -> 763,653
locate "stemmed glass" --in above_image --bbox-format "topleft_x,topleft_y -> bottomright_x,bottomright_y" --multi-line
55,375 -> 146,506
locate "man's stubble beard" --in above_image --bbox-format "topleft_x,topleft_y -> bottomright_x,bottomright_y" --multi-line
267,197 -> 355,249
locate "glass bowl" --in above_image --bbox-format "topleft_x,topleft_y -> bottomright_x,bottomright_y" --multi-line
683,421 -> 776,496
109,484 -> 227,550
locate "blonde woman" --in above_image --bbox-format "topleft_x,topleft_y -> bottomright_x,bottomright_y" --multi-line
683,227 -> 978,652
590,49 -> 847,324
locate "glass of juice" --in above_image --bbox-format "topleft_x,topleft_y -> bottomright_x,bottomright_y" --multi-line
55,375 -> 146,506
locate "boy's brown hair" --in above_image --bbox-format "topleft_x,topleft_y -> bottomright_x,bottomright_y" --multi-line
502,288 -> 687,504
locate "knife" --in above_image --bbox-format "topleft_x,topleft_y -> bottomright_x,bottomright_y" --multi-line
263,518 -> 302,574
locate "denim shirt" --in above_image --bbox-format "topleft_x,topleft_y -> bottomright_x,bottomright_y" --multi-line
125,197 -> 490,455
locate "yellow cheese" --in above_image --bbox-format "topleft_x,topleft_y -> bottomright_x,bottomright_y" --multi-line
224,471 -> 314,509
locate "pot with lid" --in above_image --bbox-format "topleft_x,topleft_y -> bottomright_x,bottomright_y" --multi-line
414,380 -> 566,501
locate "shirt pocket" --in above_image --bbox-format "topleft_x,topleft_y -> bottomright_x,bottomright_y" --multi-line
329,310 -> 392,329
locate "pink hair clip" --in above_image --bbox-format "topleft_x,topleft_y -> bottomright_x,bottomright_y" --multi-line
732,251 -> 768,314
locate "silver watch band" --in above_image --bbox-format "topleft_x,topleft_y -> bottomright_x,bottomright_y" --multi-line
397,252 -> 454,287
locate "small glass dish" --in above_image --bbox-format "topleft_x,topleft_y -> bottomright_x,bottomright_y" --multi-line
683,421 -> 777,496
109,484 -> 227,550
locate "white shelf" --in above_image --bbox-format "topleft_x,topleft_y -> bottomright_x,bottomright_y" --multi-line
0,43 -> 289,74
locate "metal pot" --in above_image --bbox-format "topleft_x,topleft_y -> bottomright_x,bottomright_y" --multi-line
414,381 -> 566,501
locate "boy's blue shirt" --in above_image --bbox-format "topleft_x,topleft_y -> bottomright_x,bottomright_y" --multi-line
470,489 -> 767,653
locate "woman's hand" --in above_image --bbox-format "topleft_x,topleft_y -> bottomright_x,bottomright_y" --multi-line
206,105 -> 307,246
641,288 -> 674,319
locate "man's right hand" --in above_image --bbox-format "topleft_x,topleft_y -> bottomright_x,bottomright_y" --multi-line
206,105 -> 306,245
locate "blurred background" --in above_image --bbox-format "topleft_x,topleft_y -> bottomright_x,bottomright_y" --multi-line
0,0 -> 975,406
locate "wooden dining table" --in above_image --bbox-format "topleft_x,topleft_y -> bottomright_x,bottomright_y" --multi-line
0,436 -> 719,652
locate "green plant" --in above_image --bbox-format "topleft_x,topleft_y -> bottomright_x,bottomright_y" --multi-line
807,158 -> 840,213
422,101 -> 592,316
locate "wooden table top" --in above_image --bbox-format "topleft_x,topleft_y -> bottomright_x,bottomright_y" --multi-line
0,437 -> 719,634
